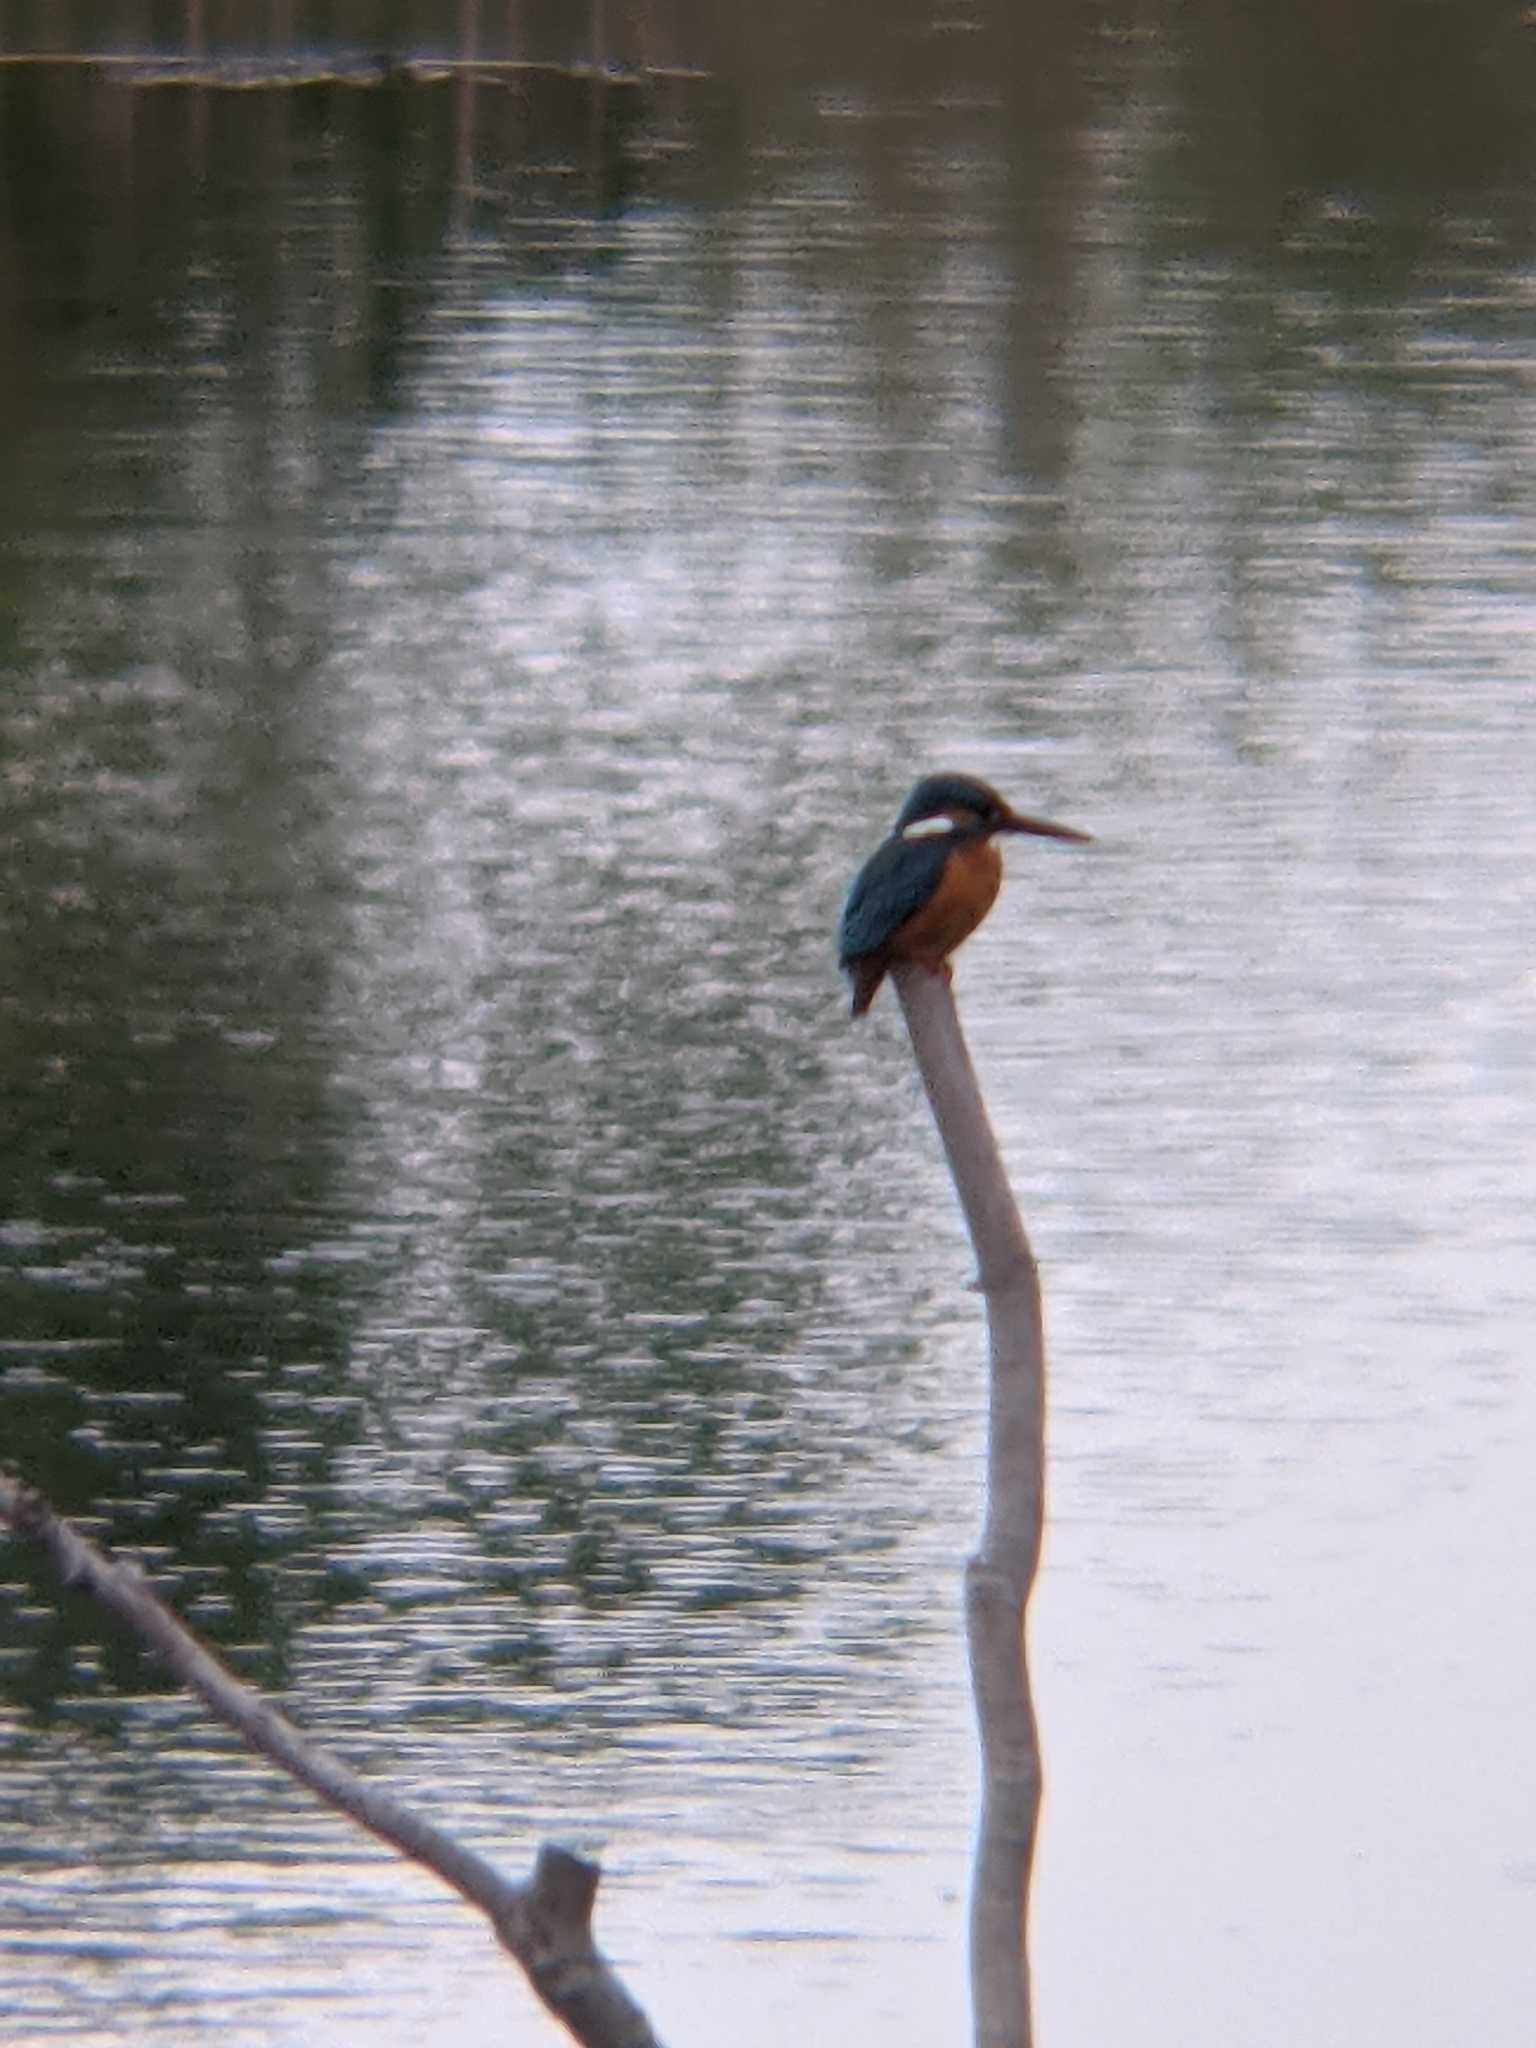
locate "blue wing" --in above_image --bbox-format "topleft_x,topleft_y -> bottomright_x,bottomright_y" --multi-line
837,833 -> 950,965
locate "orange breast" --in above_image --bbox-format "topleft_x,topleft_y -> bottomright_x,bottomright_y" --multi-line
891,836 -> 1003,965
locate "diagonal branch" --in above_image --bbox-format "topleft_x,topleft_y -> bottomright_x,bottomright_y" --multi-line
893,966 -> 1045,2048
0,1473 -> 664,2048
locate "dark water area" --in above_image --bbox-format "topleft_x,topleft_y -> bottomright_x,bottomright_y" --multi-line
2,9 -> 1536,2045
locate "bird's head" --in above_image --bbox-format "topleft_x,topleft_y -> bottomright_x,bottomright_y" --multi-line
892,772 -> 1092,845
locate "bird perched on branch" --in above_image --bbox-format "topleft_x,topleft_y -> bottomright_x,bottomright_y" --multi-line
837,772 -> 1091,1018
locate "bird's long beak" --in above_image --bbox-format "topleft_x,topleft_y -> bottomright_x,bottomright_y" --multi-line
998,806 -> 1094,845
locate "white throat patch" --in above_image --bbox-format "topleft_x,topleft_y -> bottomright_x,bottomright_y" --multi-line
901,815 -> 960,839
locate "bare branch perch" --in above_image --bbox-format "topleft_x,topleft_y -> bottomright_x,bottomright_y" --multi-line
0,1473 -> 665,2048
893,965 -> 1045,2048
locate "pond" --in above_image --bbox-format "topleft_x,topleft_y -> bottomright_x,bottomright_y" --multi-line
2,10 -> 1535,2045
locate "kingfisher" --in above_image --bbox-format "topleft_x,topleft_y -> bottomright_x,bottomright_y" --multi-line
837,772 -> 1091,1018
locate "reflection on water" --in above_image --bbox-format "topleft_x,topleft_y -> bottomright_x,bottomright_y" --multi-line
3,14 -> 1536,2047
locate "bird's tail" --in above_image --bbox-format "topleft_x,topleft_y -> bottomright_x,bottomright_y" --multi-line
847,959 -> 884,1018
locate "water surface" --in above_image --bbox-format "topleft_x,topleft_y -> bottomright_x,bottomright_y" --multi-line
2,16 -> 1536,2046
